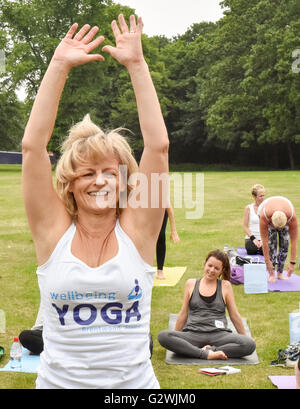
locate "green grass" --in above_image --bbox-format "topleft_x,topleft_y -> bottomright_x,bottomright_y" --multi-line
0,165 -> 299,389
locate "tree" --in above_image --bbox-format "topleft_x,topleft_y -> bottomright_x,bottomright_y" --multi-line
161,23 -> 217,162
200,0 -> 300,168
0,0 -> 138,153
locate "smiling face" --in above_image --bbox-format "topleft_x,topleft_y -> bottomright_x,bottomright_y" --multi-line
69,157 -> 123,214
254,189 -> 265,206
203,256 -> 223,281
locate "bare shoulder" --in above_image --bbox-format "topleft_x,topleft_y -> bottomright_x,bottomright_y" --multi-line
221,279 -> 232,290
221,279 -> 233,294
119,208 -> 163,265
185,278 -> 197,293
186,278 -> 197,286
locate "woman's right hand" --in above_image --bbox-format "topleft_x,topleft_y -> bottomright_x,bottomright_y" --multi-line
102,14 -> 144,70
52,23 -> 105,70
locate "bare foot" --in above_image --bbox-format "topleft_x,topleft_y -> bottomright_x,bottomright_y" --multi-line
207,350 -> 227,360
277,273 -> 289,280
268,275 -> 276,283
202,345 -> 212,350
156,270 -> 166,280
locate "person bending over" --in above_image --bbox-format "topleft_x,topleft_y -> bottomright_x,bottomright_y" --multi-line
258,196 -> 298,282
157,250 -> 256,360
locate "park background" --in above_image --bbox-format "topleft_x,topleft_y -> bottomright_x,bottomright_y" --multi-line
0,0 -> 300,389
1,0 -> 300,169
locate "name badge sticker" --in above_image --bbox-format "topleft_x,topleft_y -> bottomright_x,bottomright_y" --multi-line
215,320 -> 225,329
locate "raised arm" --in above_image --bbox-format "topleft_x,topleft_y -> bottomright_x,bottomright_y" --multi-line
103,15 -> 169,252
22,24 -> 105,263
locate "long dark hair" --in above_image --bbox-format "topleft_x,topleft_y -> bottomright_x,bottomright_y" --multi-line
204,250 -> 231,281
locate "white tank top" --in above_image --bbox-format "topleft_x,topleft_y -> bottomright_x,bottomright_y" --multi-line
36,220 -> 159,389
245,203 -> 261,240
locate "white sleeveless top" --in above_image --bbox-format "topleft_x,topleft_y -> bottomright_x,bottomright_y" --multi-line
36,220 -> 159,389
245,203 -> 261,240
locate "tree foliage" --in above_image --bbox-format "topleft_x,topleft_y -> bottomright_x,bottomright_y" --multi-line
1,0 -> 300,168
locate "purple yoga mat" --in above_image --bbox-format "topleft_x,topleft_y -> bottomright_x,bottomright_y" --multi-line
237,247 -> 265,263
269,376 -> 296,389
268,272 -> 300,292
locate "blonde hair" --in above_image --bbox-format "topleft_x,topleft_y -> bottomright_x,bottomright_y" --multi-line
271,211 -> 287,229
55,114 -> 138,219
251,184 -> 265,197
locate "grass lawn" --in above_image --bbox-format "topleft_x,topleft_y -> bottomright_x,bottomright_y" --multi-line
0,164 -> 299,389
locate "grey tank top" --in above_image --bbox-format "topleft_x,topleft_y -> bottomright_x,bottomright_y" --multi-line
183,279 -> 231,333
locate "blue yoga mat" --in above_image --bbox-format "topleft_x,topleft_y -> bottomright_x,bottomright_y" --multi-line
0,347 -> 40,373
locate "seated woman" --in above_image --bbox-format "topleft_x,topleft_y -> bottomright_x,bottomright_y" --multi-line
243,184 -> 265,255
157,250 -> 256,360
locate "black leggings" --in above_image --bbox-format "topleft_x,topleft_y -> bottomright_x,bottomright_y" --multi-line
19,329 -> 43,355
156,211 -> 168,270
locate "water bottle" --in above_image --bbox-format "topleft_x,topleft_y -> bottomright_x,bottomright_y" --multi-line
10,336 -> 22,370
223,244 -> 229,253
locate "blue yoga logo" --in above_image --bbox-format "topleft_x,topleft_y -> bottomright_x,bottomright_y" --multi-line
128,279 -> 142,301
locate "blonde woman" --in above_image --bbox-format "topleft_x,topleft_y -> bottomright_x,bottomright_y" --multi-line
22,15 -> 168,389
258,196 -> 298,282
243,184 -> 265,255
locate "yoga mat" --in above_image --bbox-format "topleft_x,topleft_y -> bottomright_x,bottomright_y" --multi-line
0,347 -> 40,373
268,272 -> 300,292
237,247 -> 265,263
269,376 -> 296,389
164,314 -> 259,365
154,267 -> 186,287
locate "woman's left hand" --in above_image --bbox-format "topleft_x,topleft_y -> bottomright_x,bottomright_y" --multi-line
102,14 -> 144,69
